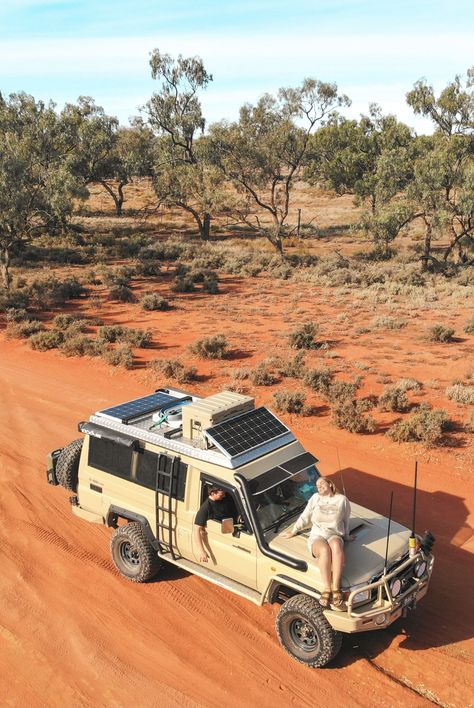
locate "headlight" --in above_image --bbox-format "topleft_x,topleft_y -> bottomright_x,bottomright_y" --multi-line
414,560 -> 427,578
352,589 -> 371,604
375,614 -> 387,626
389,578 -> 402,598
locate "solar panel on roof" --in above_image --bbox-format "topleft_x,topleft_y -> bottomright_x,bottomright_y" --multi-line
205,407 -> 290,458
98,391 -> 181,424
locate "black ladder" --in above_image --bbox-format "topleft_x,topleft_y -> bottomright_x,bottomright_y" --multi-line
155,454 -> 180,560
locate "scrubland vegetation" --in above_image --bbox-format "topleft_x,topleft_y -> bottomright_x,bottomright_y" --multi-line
1,55 -> 473,449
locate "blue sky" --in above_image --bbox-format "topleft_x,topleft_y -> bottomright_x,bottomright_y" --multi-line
0,0 -> 472,132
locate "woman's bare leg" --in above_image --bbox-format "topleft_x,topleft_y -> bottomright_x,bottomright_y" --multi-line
328,536 -> 344,591
311,538 -> 332,590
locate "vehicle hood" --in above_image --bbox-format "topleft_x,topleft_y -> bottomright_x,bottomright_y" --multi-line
268,501 -> 411,587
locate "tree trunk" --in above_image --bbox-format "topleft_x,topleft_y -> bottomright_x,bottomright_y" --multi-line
116,182 -> 125,217
0,246 -> 12,290
421,220 -> 432,272
200,213 -> 211,241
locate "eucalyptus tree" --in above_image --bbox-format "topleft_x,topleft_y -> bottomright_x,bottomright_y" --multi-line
406,69 -> 474,266
0,92 -> 80,289
208,80 -> 350,253
146,50 -> 227,240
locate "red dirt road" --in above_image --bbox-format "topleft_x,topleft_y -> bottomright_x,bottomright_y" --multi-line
1,339 -> 473,707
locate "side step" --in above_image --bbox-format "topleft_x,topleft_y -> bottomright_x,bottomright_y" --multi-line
158,550 -> 262,605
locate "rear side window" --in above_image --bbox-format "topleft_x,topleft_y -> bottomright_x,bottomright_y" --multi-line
88,437 -> 134,478
136,450 -> 187,501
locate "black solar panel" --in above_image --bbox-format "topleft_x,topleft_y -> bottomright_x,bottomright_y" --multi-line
205,407 -> 290,458
99,392 -> 181,424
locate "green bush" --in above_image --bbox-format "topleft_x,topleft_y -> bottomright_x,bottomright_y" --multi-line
288,322 -> 319,349
464,315 -> 474,335
303,367 -> 334,395
59,335 -> 100,357
189,334 -> 228,359
52,314 -> 85,331
280,352 -> 307,379
0,289 -> 29,312
428,324 -> 454,343
331,399 -> 376,433
98,325 -> 151,347
372,316 -> 406,330
140,293 -> 171,311
445,384 -> 474,405
273,389 -> 307,414
378,385 -> 410,412
29,330 -> 65,351
5,319 -> 44,339
325,378 -> 361,403
108,284 -> 135,302
5,307 -> 30,322
150,358 -> 197,384
395,378 -> 422,392
172,276 -> 196,293
386,404 -> 450,446
103,343 -> 134,368
249,363 -> 278,386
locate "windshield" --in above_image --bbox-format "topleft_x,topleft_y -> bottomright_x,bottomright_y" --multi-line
251,465 -> 319,532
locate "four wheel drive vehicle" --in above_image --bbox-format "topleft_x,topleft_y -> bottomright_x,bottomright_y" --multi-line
47,388 -> 435,668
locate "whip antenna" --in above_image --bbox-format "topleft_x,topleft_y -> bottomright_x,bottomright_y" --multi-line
383,491 -> 394,575
336,448 -> 346,496
409,461 -> 418,556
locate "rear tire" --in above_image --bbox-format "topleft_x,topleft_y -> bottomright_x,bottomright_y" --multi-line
56,439 -> 83,492
110,522 -> 162,582
275,594 -> 342,667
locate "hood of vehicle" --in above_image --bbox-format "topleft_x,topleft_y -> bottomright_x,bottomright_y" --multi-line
268,501 -> 411,588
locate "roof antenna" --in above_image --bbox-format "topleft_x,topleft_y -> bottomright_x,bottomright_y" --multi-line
409,461 -> 418,557
383,491 -> 394,575
336,448 -> 346,496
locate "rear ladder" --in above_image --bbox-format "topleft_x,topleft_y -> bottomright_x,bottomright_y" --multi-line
155,454 -> 181,560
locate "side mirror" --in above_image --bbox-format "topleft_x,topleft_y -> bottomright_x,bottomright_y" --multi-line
221,517 -> 234,534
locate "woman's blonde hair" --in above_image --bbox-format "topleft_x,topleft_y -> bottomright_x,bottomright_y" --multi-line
319,477 -> 338,495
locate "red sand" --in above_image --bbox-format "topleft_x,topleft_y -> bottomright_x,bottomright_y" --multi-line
1,274 -> 473,706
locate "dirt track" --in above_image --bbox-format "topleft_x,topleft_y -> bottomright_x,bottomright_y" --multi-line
1,339 -> 473,708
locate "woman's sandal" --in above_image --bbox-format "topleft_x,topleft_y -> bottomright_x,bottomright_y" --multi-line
319,590 -> 332,608
331,590 -> 345,611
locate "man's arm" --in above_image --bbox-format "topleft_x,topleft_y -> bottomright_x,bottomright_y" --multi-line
193,523 -> 209,563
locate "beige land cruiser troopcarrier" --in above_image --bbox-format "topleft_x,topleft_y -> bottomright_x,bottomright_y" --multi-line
47,387 -> 435,667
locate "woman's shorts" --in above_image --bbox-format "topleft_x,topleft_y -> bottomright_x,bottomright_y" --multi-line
308,531 -> 343,554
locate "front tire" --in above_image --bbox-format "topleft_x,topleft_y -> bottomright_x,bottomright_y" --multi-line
275,594 -> 342,667
110,522 -> 162,582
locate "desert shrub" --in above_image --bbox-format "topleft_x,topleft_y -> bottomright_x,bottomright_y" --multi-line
331,399 -> 376,433
5,319 -> 44,339
101,265 -> 134,287
445,384 -> 474,405
108,284 -> 135,302
189,334 -> 228,359
98,325 -> 151,347
467,410 -> 474,432
378,385 -> 410,412
138,242 -> 184,262
386,404 -> 450,446
103,343 -> 134,368
249,363 -> 278,386
273,389 -> 307,414
150,358 -> 197,384
288,322 -> 319,349
29,330 -> 65,351
5,307 -> 30,322
428,324 -> 454,343
303,366 -> 334,395
395,378 -> 422,392
372,316 -> 406,330
325,378 -> 361,403
0,288 -> 29,312
464,315 -> 474,335
136,260 -> 162,277
202,274 -> 219,294
52,314 -> 84,330
59,335 -> 99,357
172,276 -> 196,293
140,293 -> 171,311
25,276 -> 85,308
280,351 -> 307,379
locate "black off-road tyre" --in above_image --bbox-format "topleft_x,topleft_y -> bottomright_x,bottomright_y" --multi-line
110,522 -> 162,583
56,438 -> 83,492
275,593 -> 342,668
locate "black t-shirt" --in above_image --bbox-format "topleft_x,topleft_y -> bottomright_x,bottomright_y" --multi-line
194,495 -> 236,526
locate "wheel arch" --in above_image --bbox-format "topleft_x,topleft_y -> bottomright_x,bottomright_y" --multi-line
106,505 -> 158,550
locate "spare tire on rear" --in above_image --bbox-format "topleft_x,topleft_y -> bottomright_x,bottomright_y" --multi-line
56,438 -> 83,492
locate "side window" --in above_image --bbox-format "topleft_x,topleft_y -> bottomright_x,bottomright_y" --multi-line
88,436 -> 133,478
136,449 -> 187,501
199,478 -> 251,534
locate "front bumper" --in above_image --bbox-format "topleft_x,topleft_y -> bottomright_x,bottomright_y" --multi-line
46,448 -> 63,485
325,552 -> 434,633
